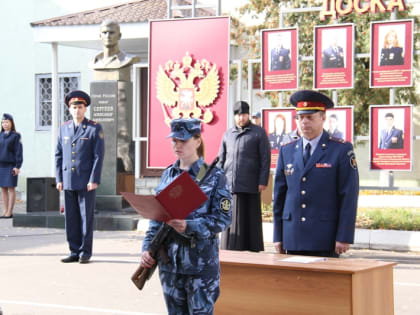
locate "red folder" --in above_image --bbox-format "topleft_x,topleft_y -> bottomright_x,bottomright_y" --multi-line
121,171 -> 208,222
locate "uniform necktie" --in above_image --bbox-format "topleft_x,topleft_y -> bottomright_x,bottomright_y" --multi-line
303,143 -> 311,166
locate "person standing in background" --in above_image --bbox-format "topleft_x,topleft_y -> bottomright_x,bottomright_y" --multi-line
218,101 -> 271,252
55,90 -> 105,264
0,114 -> 23,218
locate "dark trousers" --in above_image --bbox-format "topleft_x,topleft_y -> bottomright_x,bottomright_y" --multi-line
286,250 -> 339,258
64,189 -> 96,258
221,193 -> 264,252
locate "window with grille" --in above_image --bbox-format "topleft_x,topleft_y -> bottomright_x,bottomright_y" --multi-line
35,73 -> 80,130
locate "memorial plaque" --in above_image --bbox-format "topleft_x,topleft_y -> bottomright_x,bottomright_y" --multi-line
90,81 -> 133,210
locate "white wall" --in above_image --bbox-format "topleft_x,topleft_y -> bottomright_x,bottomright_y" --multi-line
0,0 -> 103,192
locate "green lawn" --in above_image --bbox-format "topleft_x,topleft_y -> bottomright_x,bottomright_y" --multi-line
262,204 -> 420,231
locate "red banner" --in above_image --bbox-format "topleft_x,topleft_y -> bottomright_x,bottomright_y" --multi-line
148,17 -> 230,168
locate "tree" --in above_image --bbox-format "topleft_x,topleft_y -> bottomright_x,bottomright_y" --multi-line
229,0 -> 419,135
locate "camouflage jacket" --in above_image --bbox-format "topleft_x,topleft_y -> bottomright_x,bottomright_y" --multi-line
142,157 -> 232,275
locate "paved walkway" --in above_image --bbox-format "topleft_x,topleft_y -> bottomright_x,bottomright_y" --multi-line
5,195 -> 420,252
1,217 -> 420,315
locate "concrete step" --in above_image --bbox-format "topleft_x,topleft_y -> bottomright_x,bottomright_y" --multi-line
13,209 -> 140,231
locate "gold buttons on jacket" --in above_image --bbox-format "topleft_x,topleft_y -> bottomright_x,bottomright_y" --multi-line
302,177 -> 307,182
72,152 -> 75,155
301,190 -> 306,195
72,159 -> 75,163
301,217 -> 306,222
72,143 -> 75,147
71,167 -> 75,171
301,204 -> 306,208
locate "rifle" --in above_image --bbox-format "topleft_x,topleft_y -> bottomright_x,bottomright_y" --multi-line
131,157 -> 219,290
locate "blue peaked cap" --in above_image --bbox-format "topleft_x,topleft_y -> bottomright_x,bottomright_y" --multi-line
2,113 -> 13,121
167,118 -> 201,140
65,90 -> 91,107
290,90 -> 334,114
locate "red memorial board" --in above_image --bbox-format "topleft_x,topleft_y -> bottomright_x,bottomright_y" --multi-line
314,24 -> 354,90
370,20 -> 414,88
261,27 -> 298,91
369,105 -> 413,171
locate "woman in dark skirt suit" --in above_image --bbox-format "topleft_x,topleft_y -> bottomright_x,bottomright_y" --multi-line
0,113 -> 23,218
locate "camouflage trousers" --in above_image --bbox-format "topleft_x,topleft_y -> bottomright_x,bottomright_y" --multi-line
159,270 -> 220,315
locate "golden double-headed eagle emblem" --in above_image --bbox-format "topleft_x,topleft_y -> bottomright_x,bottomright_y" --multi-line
156,52 -> 220,126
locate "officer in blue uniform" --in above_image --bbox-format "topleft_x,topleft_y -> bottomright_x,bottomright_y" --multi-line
271,46 -> 291,71
0,113 -> 23,218
141,118 -> 232,315
378,112 -> 404,149
273,90 -> 359,258
55,90 -> 105,264
322,44 -> 344,68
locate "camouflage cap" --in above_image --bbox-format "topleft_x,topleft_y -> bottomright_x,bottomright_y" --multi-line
167,118 -> 201,140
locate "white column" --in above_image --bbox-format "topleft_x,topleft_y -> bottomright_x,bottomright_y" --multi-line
51,42 -> 59,177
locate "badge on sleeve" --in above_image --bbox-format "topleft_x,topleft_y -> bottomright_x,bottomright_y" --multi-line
348,150 -> 357,170
220,198 -> 231,212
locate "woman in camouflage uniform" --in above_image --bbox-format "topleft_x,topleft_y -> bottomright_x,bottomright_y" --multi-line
141,118 -> 232,315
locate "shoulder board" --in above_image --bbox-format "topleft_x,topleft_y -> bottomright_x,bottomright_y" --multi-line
329,136 -> 346,144
281,139 -> 299,147
87,119 -> 98,125
62,120 -> 72,126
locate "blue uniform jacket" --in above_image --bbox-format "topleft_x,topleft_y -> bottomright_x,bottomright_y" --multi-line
55,118 -> 105,190
379,127 -> 403,149
273,131 -> 359,251
380,47 -> 404,66
0,131 -> 23,168
142,158 -> 232,275
271,47 -> 291,71
322,46 -> 344,68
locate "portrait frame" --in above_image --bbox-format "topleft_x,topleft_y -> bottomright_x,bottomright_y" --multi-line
262,107 -> 297,170
323,106 -> 354,143
370,19 -> 414,88
147,17 -> 230,169
369,105 -> 413,171
314,24 -> 354,90
261,27 -> 298,91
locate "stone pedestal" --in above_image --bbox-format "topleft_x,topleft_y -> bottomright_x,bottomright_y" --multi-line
90,80 -> 134,210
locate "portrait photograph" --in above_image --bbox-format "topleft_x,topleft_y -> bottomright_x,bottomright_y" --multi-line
370,20 -> 414,88
314,24 -> 354,90
378,24 -> 405,67
377,108 -> 405,150
262,108 -> 296,169
321,28 -> 347,69
323,106 -> 354,143
369,105 -> 413,171
261,27 -> 298,91
268,31 -> 292,71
